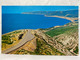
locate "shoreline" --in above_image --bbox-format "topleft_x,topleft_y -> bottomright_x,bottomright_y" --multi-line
22,13 -> 78,22
2,29 -> 27,35
2,15 -> 78,35
45,15 -> 78,22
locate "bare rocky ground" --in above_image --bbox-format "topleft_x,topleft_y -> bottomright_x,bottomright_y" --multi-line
34,30 -> 77,55
33,25 -> 78,55
9,25 -> 78,55
2,22 -> 78,56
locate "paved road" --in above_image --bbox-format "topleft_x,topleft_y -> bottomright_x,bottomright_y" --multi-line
2,30 -> 34,54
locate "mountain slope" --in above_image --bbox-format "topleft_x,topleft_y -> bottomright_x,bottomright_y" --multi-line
44,22 -> 78,55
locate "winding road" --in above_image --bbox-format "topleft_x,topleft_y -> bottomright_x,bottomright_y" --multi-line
2,29 -> 34,54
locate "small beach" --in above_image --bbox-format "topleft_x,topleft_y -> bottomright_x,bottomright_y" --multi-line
45,15 -> 78,22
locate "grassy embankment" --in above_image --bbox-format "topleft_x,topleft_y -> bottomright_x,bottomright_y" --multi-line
2,30 -> 22,51
45,24 -> 78,37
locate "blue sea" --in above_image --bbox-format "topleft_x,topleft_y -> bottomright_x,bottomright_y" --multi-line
2,14 -> 71,34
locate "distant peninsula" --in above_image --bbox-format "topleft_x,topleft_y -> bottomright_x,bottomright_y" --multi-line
22,10 -> 78,22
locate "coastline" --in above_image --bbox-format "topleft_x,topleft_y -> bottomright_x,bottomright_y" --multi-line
2,15 -> 78,35
45,15 -> 78,22
2,29 -> 26,35
22,13 -> 78,22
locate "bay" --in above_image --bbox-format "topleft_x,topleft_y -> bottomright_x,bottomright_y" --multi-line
2,14 -> 71,34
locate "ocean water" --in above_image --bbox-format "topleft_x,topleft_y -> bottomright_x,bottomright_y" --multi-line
2,14 -> 71,34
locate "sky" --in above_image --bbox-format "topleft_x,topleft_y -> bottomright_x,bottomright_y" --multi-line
2,6 -> 78,14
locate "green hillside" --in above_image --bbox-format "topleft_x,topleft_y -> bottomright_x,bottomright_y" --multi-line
45,24 -> 78,37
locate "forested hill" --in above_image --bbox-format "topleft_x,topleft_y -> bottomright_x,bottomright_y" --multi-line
22,10 -> 78,18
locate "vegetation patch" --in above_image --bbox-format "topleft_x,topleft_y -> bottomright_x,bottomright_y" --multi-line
14,37 -> 64,55
2,35 -> 13,44
74,46 -> 78,54
33,38 -> 64,55
2,30 -> 23,51
45,25 -> 78,37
